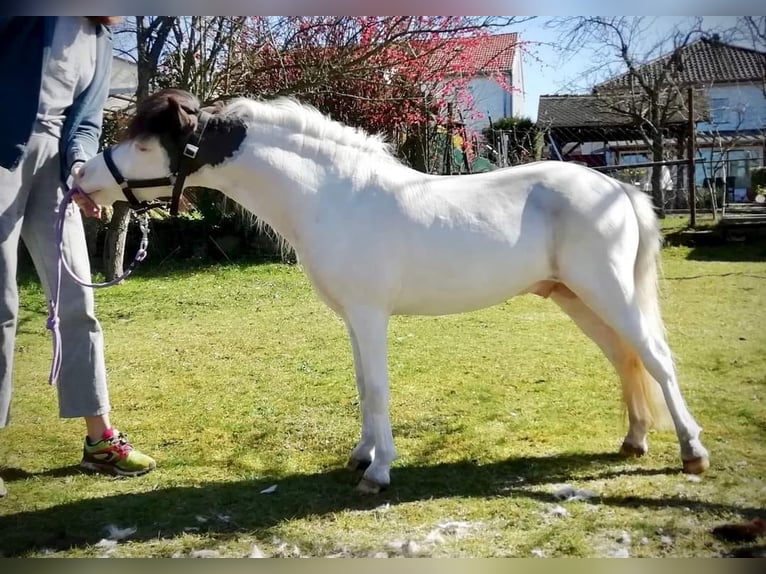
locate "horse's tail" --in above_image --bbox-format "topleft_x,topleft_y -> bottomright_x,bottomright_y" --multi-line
622,183 -> 674,431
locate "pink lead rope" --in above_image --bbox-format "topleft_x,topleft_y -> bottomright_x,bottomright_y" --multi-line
46,188 -> 150,385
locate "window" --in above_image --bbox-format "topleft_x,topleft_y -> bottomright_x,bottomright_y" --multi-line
695,148 -> 762,194
709,97 -> 729,125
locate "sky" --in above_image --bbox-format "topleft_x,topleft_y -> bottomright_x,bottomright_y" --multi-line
514,16 -> 745,121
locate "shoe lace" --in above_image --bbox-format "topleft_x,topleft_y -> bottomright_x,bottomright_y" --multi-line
109,431 -> 134,458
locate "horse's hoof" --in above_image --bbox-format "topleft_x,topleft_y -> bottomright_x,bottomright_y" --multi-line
356,478 -> 387,494
619,441 -> 647,458
683,456 -> 709,475
346,457 -> 371,472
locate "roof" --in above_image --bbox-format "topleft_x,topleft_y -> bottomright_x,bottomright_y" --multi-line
424,32 -> 519,73
537,93 -> 704,142
596,37 -> 766,91
537,94 -> 639,128
696,131 -> 765,147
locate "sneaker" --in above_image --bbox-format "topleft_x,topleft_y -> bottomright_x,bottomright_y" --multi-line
80,429 -> 156,477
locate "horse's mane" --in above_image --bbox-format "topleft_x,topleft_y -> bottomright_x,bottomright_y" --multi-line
127,89 -> 397,163
220,97 -> 398,161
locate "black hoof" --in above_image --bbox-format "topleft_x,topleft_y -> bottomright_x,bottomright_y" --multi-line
619,441 -> 647,458
346,457 -> 372,472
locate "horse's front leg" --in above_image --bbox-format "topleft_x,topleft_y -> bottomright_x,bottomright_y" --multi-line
344,307 -> 396,493
345,325 -> 375,471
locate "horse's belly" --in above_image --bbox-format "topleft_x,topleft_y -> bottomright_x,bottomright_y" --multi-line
388,226 -> 551,315
393,289 -> 523,316
392,263 -> 546,316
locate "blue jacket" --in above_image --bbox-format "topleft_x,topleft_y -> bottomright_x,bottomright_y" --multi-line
0,17 -> 113,185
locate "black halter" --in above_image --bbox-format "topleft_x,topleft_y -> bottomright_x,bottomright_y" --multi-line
102,111 -> 212,216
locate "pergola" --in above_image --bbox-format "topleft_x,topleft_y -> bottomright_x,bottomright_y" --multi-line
536,94 -> 691,163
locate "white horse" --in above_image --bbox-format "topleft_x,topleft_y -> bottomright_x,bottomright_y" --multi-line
74,88 -> 709,493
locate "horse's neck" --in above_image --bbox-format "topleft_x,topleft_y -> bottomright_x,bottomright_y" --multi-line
193,123 -> 416,253
194,144 -> 318,251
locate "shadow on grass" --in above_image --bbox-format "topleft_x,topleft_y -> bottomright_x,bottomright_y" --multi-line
1,451 -> 762,556
674,239 -> 766,263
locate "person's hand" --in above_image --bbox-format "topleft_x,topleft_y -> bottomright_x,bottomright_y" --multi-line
68,162 -> 101,218
67,160 -> 85,186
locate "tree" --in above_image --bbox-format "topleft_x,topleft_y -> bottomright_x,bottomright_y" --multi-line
227,17 -> 527,171
154,17 -> 248,101
105,17 -> 255,276
101,17 -> 175,280
549,17 -> 711,216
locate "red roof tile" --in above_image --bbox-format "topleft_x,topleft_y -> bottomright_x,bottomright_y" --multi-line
425,32 -> 519,73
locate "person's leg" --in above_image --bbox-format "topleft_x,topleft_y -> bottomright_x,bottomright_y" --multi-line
0,136 -> 43,499
20,135 -> 155,476
21,136 -> 111,418
0,160 -> 27,431
0,209 -> 22,497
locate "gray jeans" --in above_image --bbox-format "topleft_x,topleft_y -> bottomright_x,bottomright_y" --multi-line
0,134 -> 110,427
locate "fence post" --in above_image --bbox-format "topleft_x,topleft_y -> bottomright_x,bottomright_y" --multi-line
445,103 -> 453,175
687,87 -> 696,229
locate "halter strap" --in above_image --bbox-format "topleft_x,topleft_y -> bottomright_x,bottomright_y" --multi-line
169,110 -> 211,216
103,147 -> 172,213
102,110 -> 212,216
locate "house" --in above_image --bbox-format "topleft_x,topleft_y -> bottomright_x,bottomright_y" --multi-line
537,36 -> 766,203
431,32 -> 524,135
106,56 -> 137,112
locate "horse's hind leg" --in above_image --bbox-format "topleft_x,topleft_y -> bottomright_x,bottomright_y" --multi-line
559,272 -> 709,474
550,285 -> 656,456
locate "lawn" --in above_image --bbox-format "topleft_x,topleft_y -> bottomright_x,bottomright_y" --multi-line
0,229 -> 764,558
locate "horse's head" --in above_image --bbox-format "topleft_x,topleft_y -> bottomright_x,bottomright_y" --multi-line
75,88 -> 204,212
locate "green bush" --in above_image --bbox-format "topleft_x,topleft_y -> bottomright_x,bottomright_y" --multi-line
482,116 -> 542,165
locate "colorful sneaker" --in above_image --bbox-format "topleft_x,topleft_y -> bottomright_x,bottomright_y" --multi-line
80,429 -> 156,477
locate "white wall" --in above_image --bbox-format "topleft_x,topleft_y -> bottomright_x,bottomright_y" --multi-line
511,48 -> 524,117
106,56 -> 138,111
697,83 -> 766,132
463,74 -> 513,133
465,51 -> 524,131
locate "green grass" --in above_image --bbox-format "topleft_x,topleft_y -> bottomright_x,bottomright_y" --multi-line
1,239 -> 765,558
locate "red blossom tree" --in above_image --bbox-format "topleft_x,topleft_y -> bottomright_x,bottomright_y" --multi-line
219,16 -> 528,171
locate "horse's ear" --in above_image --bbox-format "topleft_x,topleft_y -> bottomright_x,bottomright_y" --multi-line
166,95 -> 197,133
201,100 -> 225,115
